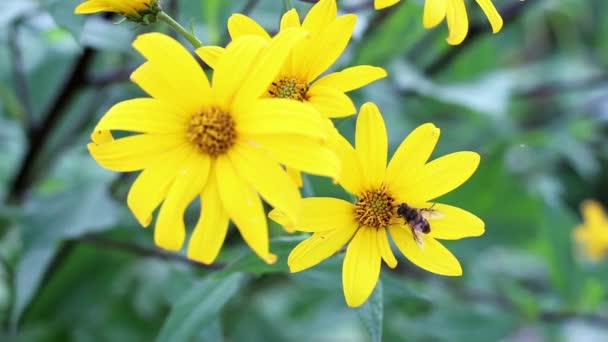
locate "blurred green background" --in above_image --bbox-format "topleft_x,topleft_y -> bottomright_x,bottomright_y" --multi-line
1,0 -> 608,340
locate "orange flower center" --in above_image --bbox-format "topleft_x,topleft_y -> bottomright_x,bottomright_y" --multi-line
355,187 -> 395,228
268,77 -> 309,101
187,107 -> 236,157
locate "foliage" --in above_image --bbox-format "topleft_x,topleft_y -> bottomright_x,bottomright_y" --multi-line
1,0 -> 608,341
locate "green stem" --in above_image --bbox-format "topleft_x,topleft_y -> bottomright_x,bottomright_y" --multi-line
157,11 -> 203,48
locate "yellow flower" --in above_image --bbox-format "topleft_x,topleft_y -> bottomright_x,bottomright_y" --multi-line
198,0 -> 386,118
573,200 -> 608,262
88,31 -> 340,265
374,0 -> 503,45
75,0 -> 159,22
198,0 -> 386,186
270,102 -> 484,307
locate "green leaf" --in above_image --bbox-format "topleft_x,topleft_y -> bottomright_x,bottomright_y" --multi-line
11,185 -> 120,326
357,280 -> 383,342
156,273 -> 246,342
40,0 -> 87,42
79,17 -> 137,51
539,203 -> 581,304
215,235 -> 306,278
0,1 -> 37,27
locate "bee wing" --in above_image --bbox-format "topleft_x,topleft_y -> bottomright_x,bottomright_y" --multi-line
420,208 -> 445,220
413,230 -> 425,248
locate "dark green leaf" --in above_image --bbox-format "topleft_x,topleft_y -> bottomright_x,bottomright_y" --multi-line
215,235 -> 306,278
156,273 -> 246,342
357,280 -> 383,342
11,185 -> 120,326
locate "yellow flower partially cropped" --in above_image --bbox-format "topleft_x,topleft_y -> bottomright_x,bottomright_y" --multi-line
573,200 -> 608,262
88,31 -> 340,265
75,0 -> 159,20
198,0 -> 386,118
198,0 -> 385,186
270,102 -> 484,307
374,0 -> 503,45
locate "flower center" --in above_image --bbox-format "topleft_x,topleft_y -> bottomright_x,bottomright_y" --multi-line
187,107 -> 236,157
355,187 -> 396,228
268,77 -> 309,101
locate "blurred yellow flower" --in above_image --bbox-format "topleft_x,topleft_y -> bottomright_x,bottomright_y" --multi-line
270,102 -> 484,307
88,32 -> 340,265
374,0 -> 503,45
574,200 -> 608,262
75,0 -> 159,20
198,0 -> 386,186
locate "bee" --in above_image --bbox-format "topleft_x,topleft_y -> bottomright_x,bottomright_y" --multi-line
396,203 -> 443,248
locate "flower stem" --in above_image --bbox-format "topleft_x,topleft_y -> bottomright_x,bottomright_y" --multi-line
157,11 -> 203,48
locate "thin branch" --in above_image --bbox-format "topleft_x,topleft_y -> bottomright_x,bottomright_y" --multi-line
6,48 -> 95,204
516,74 -> 608,98
86,66 -> 134,87
241,0 -> 261,15
77,234 -> 226,270
8,22 -> 32,128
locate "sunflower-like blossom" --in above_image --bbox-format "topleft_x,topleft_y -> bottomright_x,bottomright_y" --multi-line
88,31 -> 340,265
374,0 -> 503,45
573,200 -> 608,262
270,102 -> 484,306
198,0 -> 386,185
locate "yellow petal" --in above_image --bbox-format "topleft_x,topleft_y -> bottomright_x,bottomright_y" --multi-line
187,174 -> 230,264
301,0 -> 337,35
300,14 -> 357,83
287,167 -> 304,188
75,1 -> 116,14
355,103 -> 387,189
581,200 -> 607,227
386,123 -> 440,195
445,0 -> 469,45
91,130 -> 113,143
127,145 -> 192,227
213,36 -> 267,109
426,203 -> 485,240
233,28 -> 308,112
328,130 -> 363,195
195,46 -> 224,70
343,228 -> 382,307
404,151 -> 480,203
238,98 -> 328,139
390,225 -> 462,276
154,154 -> 211,251
374,0 -> 401,10
280,9 -> 301,30
377,227 -> 397,268
215,155 -> 276,264
228,142 -> 301,224
94,98 -> 188,134
228,13 -> 271,40
87,134 -> 186,172
244,134 -> 340,179
272,197 -> 356,232
314,66 -> 387,93
423,0 -> 448,28
75,0 -> 144,15
307,85 -> 356,118
131,33 -> 211,112
475,0 -> 503,33
288,224 -> 359,272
